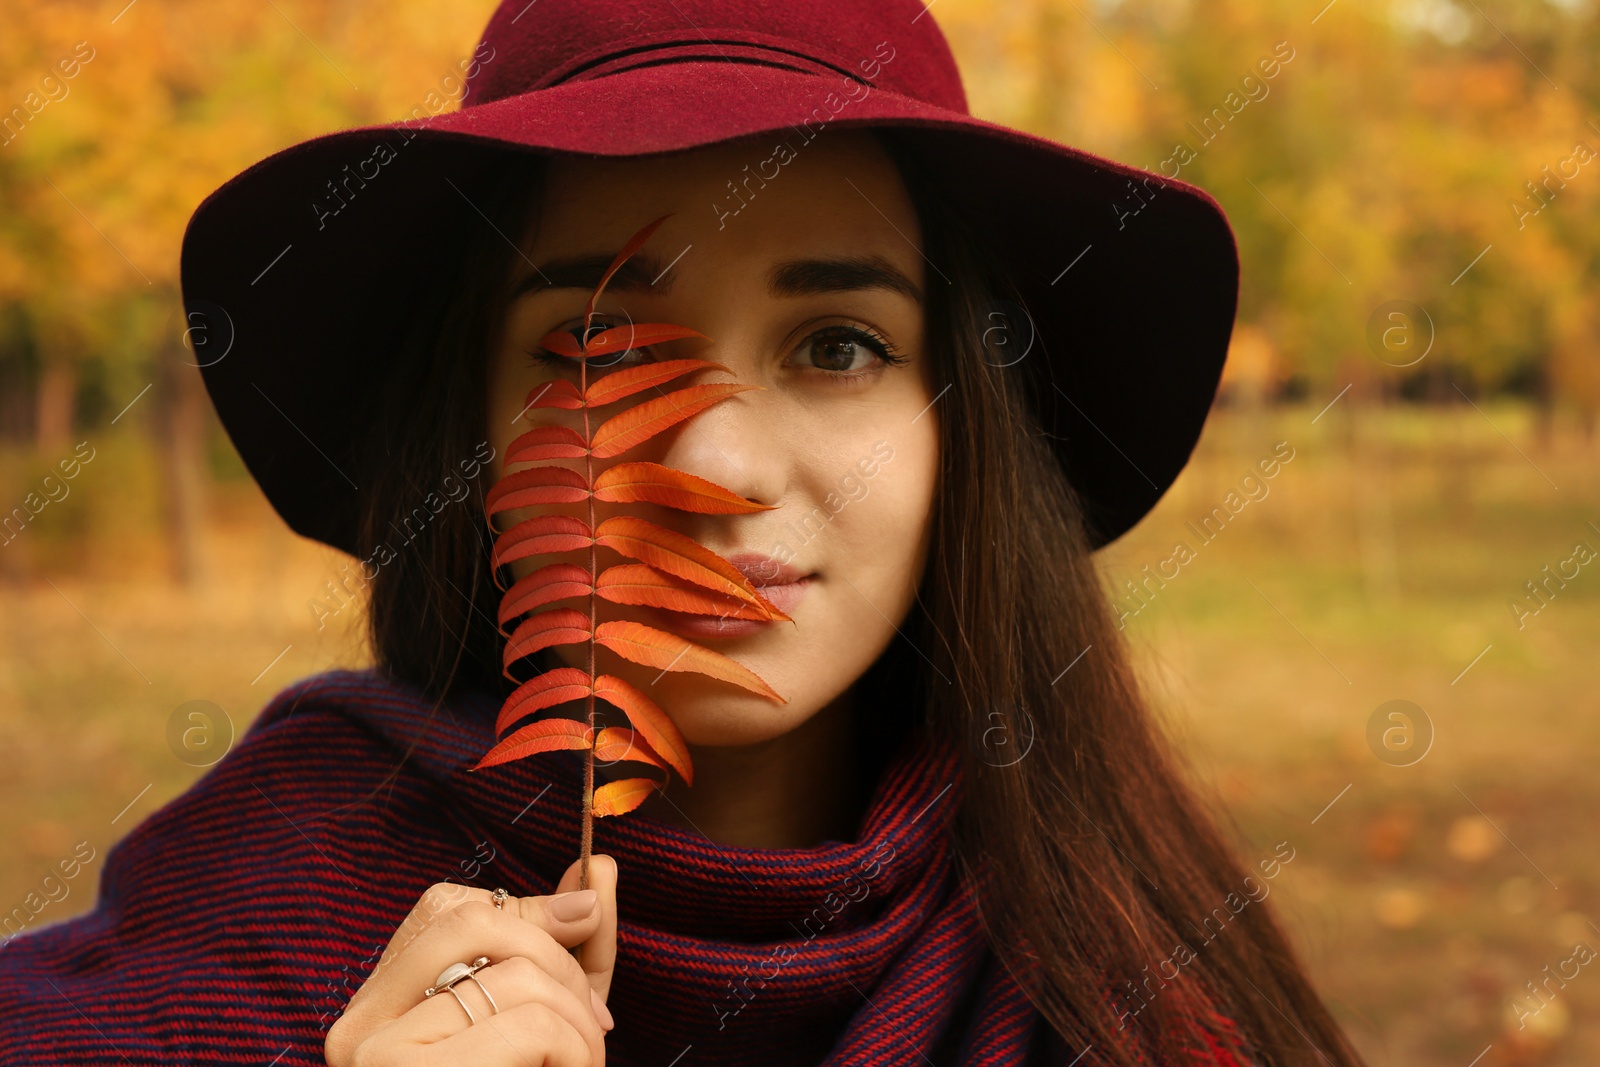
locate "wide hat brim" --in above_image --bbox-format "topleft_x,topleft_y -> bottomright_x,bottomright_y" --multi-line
179,59 -> 1238,555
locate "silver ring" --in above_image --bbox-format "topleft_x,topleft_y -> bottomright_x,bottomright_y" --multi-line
491,887 -> 509,910
444,985 -> 477,1024
463,973 -> 500,1015
424,955 -> 491,998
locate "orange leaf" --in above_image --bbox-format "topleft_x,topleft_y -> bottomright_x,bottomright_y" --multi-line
472,716 -> 594,771
503,608 -> 591,668
596,563 -> 771,622
593,726 -> 669,771
594,672 -> 694,785
507,425 -> 589,464
591,776 -> 660,817
579,323 -> 711,361
594,620 -> 785,702
492,515 -> 593,569
494,667 -> 593,736
593,462 -> 775,515
536,326 -> 584,359
590,382 -> 760,459
583,358 -> 730,407
585,215 -> 670,323
521,378 -> 584,411
500,562 -> 593,624
595,516 -> 786,619
485,466 -> 589,516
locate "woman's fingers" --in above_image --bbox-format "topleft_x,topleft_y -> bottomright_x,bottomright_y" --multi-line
370,953 -> 607,1064
326,859 -> 622,1065
424,1001 -> 594,1067
551,854 -> 619,1001
356,896 -> 601,1030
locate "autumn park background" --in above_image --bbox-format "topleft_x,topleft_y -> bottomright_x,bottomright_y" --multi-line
3,0 -> 1599,1062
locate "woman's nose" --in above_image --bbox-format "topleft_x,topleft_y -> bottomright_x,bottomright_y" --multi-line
649,374 -> 785,511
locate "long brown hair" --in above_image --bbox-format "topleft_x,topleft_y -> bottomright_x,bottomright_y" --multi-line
348,130 -> 1364,1066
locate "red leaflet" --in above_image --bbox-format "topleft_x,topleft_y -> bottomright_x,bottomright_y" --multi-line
595,515 -> 787,619
506,425 -> 589,464
583,357 -> 730,407
484,466 -> 590,514
521,379 -> 585,411
473,717 -> 595,771
499,563 -> 593,625
596,563 -> 772,622
588,215 -> 668,321
592,777 -> 660,818
570,324 -> 712,362
502,607 -> 591,669
472,213 -> 787,884
494,667 -> 594,736
593,726 -> 668,771
595,620 -> 785,701
591,382 -> 761,459
594,462 -> 776,515
593,673 -> 694,785
491,514 -> 593,569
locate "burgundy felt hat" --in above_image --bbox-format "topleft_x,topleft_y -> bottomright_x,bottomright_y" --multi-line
179,0 -> 1239,553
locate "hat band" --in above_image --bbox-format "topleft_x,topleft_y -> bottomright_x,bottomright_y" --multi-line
530,37 -> 877,92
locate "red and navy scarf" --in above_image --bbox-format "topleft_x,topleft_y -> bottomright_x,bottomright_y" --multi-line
0,668 -> 1245,1064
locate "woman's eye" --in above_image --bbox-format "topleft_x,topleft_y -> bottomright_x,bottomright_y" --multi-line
792,325 -> 907,375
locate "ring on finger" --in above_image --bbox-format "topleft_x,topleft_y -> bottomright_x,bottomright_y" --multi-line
443,985 -> 477,1024
424,955 -> 500,1023
461,973 -> 500,1014
424,955 -> 491,998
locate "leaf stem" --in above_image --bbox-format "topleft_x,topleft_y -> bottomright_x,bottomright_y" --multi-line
580,315 -> 596,892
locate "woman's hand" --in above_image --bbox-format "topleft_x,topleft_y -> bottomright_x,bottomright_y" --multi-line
325,853 -> 619,1067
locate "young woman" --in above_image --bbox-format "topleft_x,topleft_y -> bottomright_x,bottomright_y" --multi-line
0,1 -> 1366,1065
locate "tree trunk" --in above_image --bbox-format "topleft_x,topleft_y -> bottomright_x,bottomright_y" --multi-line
1349,368 -> 1401,606
35,359 -> 76,455
155,355 -> 210,587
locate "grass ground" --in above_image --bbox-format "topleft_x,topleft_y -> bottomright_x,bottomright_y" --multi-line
2,400 -> 1596,1065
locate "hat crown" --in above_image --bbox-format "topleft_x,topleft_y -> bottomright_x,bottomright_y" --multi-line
462,0 -> 968,115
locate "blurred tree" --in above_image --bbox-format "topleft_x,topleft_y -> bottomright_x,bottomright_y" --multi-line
1,0 -> 1598,582
0,0 -> 488,578
935,0 -> 1599,420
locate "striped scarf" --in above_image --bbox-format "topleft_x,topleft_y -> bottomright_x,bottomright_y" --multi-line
0,668 -> 1245,1064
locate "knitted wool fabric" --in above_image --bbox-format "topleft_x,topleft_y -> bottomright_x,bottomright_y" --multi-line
0,668 -> 1247,1064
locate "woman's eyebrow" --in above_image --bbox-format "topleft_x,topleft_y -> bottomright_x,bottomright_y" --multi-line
513,252 -> 665,298
768,254 -> 923,305
512,252 -> 922,305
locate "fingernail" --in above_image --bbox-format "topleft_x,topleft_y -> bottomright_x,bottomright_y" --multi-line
590,986 -> 615,1031
549,888 -> 598,922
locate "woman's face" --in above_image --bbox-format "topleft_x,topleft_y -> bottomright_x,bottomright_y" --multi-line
484,129 -> 939,748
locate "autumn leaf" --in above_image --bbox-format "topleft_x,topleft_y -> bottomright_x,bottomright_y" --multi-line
582,358 -> 731,406
470,212 -> 787,888
593,673 -> 694,786
589,382 -> 761,459
491,514 -> 593,569
498,563 -> 594,626
595,620 -> 785,701
494,667 -> 594,736
506,425 -> 589,464
594,515 -> 787,619
596,563 -> 773,622
484,465 -> 590,514
473,716 -> 594,771
592,777 -> 660,818
593,726 -> 669,771
594,462 -> 776,514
